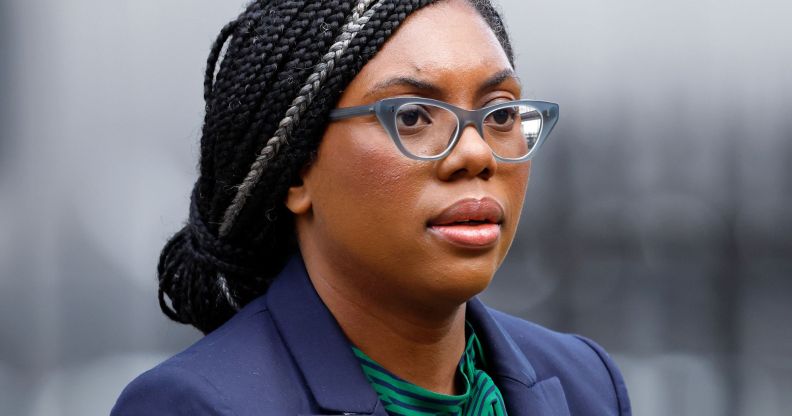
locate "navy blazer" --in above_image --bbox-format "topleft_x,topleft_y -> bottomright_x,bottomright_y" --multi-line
112,256 -> 631,415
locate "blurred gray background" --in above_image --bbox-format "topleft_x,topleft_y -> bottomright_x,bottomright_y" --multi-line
1,0 -> 790,415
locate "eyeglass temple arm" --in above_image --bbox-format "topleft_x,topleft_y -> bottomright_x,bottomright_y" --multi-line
328,104 -> 376,120
520,110 -> 541,121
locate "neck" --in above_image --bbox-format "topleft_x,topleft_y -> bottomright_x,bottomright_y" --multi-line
304,255 -> 468,395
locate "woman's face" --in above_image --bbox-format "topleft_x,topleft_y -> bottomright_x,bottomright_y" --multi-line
289,0 -> 530,312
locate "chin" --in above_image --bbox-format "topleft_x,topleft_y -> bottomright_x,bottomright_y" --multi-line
423,258 -> 498,305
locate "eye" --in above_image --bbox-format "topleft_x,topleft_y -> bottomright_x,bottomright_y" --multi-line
484,107 -> 517,131
397,104 -> 432,127
396,104 -> 433,132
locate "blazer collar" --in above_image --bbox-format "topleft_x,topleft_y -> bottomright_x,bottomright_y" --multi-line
266,254 -> 386,415
467,299 -> 571,416
266,254 -> 569,416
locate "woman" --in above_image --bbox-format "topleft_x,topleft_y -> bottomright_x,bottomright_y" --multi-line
113,0 -> 631,414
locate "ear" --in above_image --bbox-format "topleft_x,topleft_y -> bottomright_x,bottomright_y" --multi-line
285,174 -> 312,215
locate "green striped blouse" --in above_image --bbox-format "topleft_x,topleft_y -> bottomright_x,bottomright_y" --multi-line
351,324 -> 508,416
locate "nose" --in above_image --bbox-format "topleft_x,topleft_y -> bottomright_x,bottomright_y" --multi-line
435,124 -> 497,181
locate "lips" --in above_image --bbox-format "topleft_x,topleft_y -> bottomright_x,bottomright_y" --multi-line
427,198 -> 504,248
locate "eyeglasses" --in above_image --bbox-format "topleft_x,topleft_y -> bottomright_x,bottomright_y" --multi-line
328,97 -> 559,162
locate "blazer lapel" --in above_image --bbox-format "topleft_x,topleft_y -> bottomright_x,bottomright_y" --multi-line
266,255 -> 388,416
467,299 -> 571,416
266,255 -> 568,416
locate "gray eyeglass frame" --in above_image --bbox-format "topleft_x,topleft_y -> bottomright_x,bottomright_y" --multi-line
328,97 -> 560,162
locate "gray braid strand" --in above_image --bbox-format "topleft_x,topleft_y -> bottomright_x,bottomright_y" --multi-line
216,273 -> 241,311
218,0 -> 385,237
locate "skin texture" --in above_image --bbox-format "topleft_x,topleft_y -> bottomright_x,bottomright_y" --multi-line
286,0 -> 530,394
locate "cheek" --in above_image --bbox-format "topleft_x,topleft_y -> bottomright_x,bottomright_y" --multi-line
509,162 -> 531,209
308,125 -> 426,256
500,162 -> 531,242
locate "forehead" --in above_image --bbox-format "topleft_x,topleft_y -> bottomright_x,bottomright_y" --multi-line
341,0 -> 514,101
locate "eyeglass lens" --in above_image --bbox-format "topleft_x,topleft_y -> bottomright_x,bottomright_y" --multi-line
394,102 -> 543,159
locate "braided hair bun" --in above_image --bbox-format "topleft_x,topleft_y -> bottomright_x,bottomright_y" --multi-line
158,0 -> 514,334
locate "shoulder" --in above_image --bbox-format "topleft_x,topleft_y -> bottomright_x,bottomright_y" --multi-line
488,307 -> 632,415
111,296 -> 308,415
111,360 -> 235,415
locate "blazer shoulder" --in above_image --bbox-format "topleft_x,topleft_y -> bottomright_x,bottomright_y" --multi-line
111,361 -> 236,416
488,308 -> 632,415
112,296 -> 308,415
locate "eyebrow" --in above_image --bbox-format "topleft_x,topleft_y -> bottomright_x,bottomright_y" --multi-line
364,76 -> 441,99
478,68 -> 521,95
364,68 -> 521,100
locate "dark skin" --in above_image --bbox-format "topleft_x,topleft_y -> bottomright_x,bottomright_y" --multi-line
286,0 -> 529,395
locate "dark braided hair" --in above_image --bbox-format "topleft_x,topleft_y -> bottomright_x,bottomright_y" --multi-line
158,0 -> 515,334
